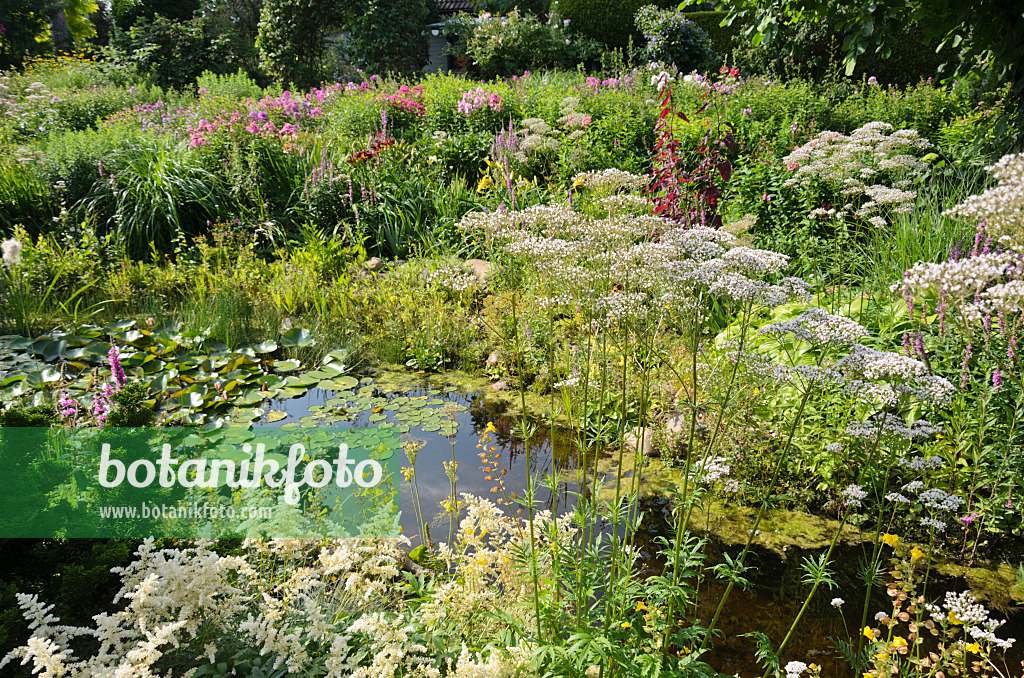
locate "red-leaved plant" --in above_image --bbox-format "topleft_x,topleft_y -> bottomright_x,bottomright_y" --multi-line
648,75 -> 736,229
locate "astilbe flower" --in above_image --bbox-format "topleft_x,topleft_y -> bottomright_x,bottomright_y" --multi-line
1,237 -> 21,267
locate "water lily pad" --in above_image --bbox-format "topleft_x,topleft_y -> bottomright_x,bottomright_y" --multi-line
281,327 -> 314,348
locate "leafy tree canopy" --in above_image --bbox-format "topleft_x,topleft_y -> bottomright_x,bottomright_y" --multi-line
687,0 -> 1024,99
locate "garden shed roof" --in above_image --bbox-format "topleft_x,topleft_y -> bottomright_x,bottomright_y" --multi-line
436,0 -> 475,14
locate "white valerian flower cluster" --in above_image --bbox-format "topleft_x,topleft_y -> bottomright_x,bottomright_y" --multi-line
784,660 -> 809,678
845,413 -> 943,441
841,483 -> 868,507
428,267 -> 480,293
944,153 -> 1024,247
894,250 -> 1022,300
835,345 -> 953,406
458,171 -> 810,326
572,168 -> 650,194
924,591 -> 1016,650
760,307 -> 867,346
782,122 -> 932,227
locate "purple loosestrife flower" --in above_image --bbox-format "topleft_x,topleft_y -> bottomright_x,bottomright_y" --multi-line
109,345 -> 126,390
58,392 -> 77,419
993,369 -> 1003,390
93,383 -> 115,428
960,512 -> 980,526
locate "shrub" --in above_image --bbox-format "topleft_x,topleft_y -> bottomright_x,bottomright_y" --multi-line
729,15 -> 962,87
683,11 -> 743,59
344,0 -> 431,75
456,10 -> 597,78
635,5 -> 717,74
195,69 -> 265,101
553,0 -> 645,51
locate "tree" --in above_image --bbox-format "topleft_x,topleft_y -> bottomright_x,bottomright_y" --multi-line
343,0 -> 431,75
255,0 -> 340,88
690,0 -> 1024,101
0,0 -> 60,68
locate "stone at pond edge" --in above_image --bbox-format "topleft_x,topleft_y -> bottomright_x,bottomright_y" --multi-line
366,257 -> 386,272
463,258 -> 497,283
491,380 -> 507,391
624,426 -> 655,457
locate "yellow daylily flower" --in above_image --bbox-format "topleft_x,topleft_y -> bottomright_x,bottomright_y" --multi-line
881,533 -> 900,548
476,175 -> 492,193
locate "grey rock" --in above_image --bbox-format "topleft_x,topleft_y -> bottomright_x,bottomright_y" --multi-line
624,426 -> 655,457
365,257 -> 386,272
463,258 -> 496,283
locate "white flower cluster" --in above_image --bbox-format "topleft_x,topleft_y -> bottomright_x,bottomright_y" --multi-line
894,250 -> 1022,300
782,122 -> 931,227
899,455 -> 944,472
916,488 -> 965,513
572,168 -> 650,194
760,307 -> 867,346
845,413 -> 943,441
691,455 -> 731,485
835,345 -> 953,405
928,591 -> 1016,650
428,267 -> 480,292
784,660 -> 808,678
944,153 -> 1024,247
1,238 -> 21,268
841,483 -> 868,508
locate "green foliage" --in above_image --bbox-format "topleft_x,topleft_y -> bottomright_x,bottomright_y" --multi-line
195,69 -> 264,100
553,0 -> 645,51
255,0 -> 338,89
729,15 -> 961,87
105,381 -> 156,427
110,14 -> 227,90
86,135 -> 223,256
683,12 -> 742,59
0,0 -> 59,69
343,0 -> 430,76
450,10 -> 599,79
634,5 -> 717,74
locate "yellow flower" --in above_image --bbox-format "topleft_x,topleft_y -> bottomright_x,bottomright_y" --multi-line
863,626 -> 875,640
891,636 -> 908,649
881,533 -> 900,548
572,177 -> 585,188
948,611 -> 963,625
485,421 -> 497,433
911,547 -> 926,563
635,601 -> 648,612
863,673 -> 874,678
935,433 -> 944,439
620,621 -> 631,629
965,642 -> 981,654
476,175 -> 492,193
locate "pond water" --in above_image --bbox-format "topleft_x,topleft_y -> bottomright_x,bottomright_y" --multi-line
256,379 -> 1024,677
255,381 -> 581,542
